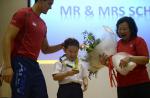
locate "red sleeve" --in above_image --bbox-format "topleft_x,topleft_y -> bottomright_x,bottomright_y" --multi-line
10,9 -> 26,29
44,25 -> 47,38
135,37 -> 149,57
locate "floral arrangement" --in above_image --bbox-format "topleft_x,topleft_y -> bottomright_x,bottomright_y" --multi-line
81,30 -> 104,78
82,30 -> 101,53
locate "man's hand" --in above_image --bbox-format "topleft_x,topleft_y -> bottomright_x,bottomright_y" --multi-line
3,67 -> 13,83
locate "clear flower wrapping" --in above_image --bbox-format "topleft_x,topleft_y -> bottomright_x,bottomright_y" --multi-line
81,26 -> 136,77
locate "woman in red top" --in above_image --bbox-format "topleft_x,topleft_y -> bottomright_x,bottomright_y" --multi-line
116,16 -> 150,98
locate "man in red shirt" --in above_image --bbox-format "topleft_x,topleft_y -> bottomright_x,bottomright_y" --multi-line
2,0 -> 63,98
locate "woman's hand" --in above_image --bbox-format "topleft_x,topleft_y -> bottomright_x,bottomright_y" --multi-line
99,53 -> 109,66
119,56 -> 130,68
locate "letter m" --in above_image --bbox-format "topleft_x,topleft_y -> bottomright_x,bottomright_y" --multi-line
60,6 -> 72,16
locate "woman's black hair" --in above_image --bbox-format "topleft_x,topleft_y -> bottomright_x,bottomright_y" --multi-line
116,16 -> 138,38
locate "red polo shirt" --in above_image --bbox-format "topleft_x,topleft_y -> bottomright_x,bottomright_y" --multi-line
117,36 -> 150,87
11,8 -> 47,60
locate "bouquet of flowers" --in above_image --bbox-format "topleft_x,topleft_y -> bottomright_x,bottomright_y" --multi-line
81,30 -> 105,77
81,26 -> 137,79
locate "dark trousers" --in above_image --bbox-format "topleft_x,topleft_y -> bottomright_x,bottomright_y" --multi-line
117,82 -> 150,98
57,82 -> 83,98
11,56 -> 48,98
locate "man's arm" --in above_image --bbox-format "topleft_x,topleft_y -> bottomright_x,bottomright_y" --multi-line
3,24 -> 19,68
2,24 -> 19,83
0,65 -> 2,86
41,37 -> 63,54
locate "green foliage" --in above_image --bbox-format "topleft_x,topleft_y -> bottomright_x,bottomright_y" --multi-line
82,30 -> 101,53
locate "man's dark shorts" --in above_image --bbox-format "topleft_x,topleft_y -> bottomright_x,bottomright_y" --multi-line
11,56 -> 48,98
